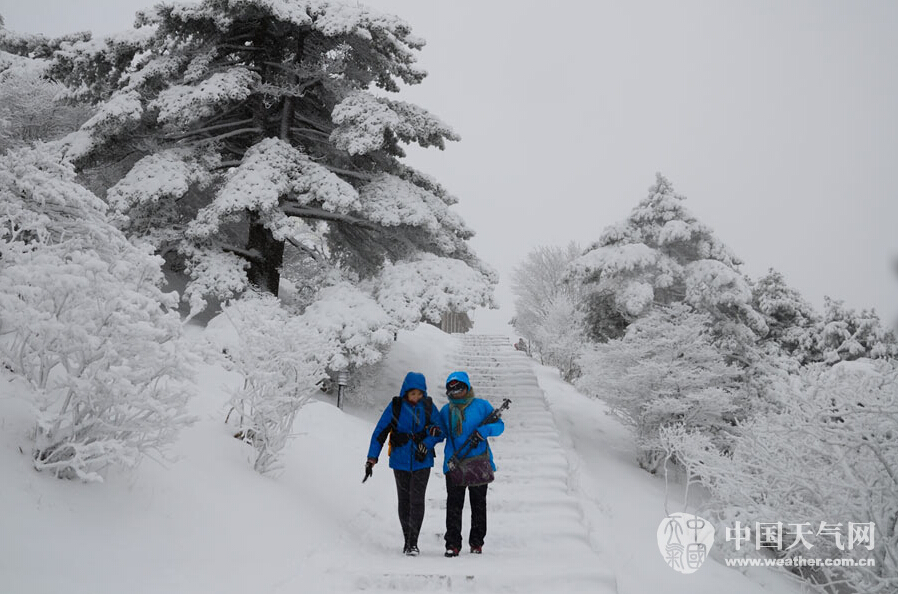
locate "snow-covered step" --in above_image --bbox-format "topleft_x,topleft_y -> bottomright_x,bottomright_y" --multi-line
338,548 -> 617,592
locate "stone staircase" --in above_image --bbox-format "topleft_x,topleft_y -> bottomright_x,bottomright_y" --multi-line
341,335 -> 617,593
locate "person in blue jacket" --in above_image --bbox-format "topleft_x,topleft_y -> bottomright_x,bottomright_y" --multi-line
366,372 -> 443,556
438,371 -> 504,557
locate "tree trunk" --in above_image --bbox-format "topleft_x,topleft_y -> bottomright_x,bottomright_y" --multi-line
242,32 -> 306,297
246,212 -> 284,295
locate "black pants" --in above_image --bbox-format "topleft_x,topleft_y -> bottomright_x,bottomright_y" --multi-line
393,468 -> 430,547
445,478 -> 488,549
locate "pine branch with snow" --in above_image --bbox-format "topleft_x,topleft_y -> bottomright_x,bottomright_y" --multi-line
372,254 -> 494,330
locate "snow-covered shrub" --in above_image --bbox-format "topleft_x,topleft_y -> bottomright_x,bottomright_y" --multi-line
662,359 -> 898,592
511,243 -> 585,373
220,282 -> 393,472
216,295 -> 327,474
576,304 -> 742,472
0,147 -> 194,481
529,293 -> 585,381
0,54 -> 91,153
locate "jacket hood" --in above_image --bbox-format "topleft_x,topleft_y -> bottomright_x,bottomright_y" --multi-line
400,372 -> 428,398
445,370 -> 471,389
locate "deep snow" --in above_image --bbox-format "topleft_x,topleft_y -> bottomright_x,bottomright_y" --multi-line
0,323 -> 804,593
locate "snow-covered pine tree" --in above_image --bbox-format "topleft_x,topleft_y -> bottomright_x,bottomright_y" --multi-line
752,268 -> 820,363
45,0 -> 495,318
814,296 -> 897,364
34,1 -> 495,472
569,173 -> 766,342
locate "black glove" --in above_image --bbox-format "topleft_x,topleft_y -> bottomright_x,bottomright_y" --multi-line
428,425 -> 442,437
469,430 -> 483,447
363,459 -> 375,483
414,441 -> 428,462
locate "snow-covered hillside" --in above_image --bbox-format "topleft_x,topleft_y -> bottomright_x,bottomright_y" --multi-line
1,324 -> 801,593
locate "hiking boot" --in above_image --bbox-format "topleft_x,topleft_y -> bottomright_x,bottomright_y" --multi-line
470,545 -> 482,554
405,545 -> 420,556
444,547 -> 460,557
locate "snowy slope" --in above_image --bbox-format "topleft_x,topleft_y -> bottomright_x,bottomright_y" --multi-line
0,325 -> 802,594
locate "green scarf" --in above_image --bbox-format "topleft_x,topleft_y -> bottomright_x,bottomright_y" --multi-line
449,390 -> 475,436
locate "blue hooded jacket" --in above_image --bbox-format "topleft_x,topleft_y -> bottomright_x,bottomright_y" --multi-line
438,371 -> 505,474
367,372 -> 443,471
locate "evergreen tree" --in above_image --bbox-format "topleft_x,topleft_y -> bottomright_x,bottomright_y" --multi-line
570,173 -> 766,342
815,297 -> 897,364
752,268 -> 820,362
46,0 -> 494,316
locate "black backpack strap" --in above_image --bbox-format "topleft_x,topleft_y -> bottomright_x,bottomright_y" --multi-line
376,396 -> 403,445
424,397 -> 433,426
392,395 -> 402,426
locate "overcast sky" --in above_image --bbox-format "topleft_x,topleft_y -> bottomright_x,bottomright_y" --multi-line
3,0 -> 896,334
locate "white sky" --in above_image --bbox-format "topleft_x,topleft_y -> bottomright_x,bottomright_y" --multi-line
4,0 -> 897,332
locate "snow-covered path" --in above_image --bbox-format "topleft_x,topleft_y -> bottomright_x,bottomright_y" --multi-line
1,326 -> 799,594
331,334 -> 617,593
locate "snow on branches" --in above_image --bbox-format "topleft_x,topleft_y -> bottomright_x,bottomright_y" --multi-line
0,145 -> 108,242
59,89 -> 144,161
684,259 -> 768,334
188,137 -> 359,241
373,254 -> 494,329
0,147 -> 194,481
358,173 -> 472,252
570,243 -> 659,278
817,297 -> 898,363
150,68 -> 260,128
107,149 -> 215,214
331,91 -> 459,155
572,173 -> 757,339
662,359 -> 898,591
212,295 -> 326,474
181,246 -> 251,320
569,244 -> 677,317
